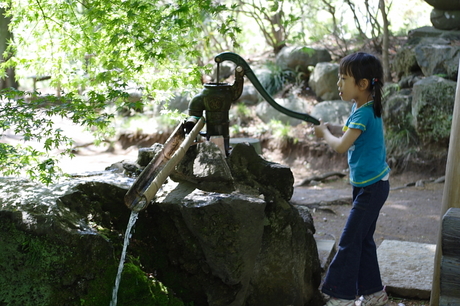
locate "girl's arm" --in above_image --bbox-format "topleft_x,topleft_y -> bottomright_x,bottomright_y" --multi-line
314,121 -> 361,154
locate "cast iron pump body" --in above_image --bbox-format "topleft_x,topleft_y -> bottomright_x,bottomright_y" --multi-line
124,52 -> 319,211
186,52 -> 319,155
187,66 -> 245,154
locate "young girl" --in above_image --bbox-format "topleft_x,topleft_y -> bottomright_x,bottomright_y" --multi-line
314,52 -> 390,306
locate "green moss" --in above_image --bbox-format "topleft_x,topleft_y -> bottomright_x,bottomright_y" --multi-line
0,213 -> 186,306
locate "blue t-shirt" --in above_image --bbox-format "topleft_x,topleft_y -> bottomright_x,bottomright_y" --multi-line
342,101 -> 390,187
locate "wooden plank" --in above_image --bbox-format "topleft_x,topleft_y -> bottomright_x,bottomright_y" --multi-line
440,256 -> 460,298
442,208 -> 460,257
439,295 -> 460,306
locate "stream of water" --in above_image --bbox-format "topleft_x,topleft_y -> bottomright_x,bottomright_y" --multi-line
109,210 -> 139,306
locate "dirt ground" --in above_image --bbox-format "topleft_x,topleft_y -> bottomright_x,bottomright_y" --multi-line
291,174 -> 444,248
279,148 -> 443,306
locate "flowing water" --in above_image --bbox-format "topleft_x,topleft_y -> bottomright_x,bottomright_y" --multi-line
110,210 -> 139,306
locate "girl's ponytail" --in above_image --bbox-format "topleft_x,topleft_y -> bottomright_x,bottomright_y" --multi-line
371,77 -> 383,118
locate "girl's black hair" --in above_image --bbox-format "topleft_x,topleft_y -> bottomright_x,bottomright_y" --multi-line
339,52 -> 384,117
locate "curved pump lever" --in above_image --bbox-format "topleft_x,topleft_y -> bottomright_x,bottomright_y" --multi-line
214,52 -> 320,125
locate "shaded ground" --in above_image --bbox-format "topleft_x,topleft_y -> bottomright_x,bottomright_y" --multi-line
291,175 -> 444,247
290,174 -> 443,306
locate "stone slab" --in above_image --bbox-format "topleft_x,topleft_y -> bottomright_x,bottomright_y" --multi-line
377,240 -> 436,300
316,239 -> 336,272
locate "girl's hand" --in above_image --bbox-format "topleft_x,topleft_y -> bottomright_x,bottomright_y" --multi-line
314,120 -> 329,138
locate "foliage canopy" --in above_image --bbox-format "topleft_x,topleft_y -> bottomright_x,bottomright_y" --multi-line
0,0 -> 241,182
0,0 -> 431,182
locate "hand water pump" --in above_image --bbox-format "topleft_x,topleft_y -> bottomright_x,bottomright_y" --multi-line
124,52 -> 319,211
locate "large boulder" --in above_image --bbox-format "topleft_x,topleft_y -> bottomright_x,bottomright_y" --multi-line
392,32 -> 460,81
392,45 -> 421,79
255,95 -> 310,126
431,8 -> 460,30
153,91 -> 190,115
424,0 -> 460,30
407,26 -> 460,41
383,88 -> 413,132
235,83 -> 261,106
414,44 -> 460,80
0,175 -> 164,306
140,142 -> 322,306
311,100 -> 351,126
276,46 -> 332,75
424,0 -> 460,10
309,62 -> 340,101
0,142 -> 323,306
412,76 -> 456,146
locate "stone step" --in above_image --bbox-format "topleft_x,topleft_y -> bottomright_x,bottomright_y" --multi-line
316,239 -> 436,300
377,240 -> 436,300
315,239 -> 336,272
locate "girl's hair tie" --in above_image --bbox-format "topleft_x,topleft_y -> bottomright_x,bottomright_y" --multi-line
371,78 -> 378,85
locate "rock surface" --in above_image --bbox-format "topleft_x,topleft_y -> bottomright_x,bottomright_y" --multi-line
411,75 -> 456,146
276,46 -> 332,74
309,62 -> 340,101
0,142 -> 324,306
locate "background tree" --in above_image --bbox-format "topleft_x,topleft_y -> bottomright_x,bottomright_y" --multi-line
236,0 -> 312,55
0,0 -> 431,182
0,0 -> 241,182
0,6 -> 18,89
379,0 -> 391,82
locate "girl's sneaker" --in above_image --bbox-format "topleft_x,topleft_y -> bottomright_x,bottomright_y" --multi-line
358,289 -> 388,306
325,297 -> 356,306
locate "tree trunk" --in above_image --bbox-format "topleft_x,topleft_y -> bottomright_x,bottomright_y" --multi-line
0,7 -> 19,89
430,59 -> 460,306
379,0 -> 391,82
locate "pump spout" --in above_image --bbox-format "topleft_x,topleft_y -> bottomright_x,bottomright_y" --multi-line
124,117 -> 205,211
214,52 -> 320,125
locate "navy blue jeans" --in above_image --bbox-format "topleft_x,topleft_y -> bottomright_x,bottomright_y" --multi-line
321,179 -> 390,300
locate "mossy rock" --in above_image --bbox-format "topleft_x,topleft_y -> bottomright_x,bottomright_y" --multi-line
412,76 -> 456,147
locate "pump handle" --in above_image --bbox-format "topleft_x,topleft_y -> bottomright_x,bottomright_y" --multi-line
214,52 -> 320,125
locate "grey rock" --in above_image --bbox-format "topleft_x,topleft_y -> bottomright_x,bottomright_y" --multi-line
153,91 -> 190,115
424,0 -> 460,10
136,143 -> 163,167
255,95 -> 309,126
236,83 -> 261,106
411,76 -> 456,146
228,142 -> 295,201
309,62 -> 340,101
383,91 -> 413,131
392,45 -> 420,78
276,46 -> 332,74
0,141 -> 323,306
408,26 -> 460,41
414,44 -> 460,80
311,100 -> 351,126
398,75 -> 423,89
172,140 -> 235,193
431,8 -> 460,30
214,60 -> 236,81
